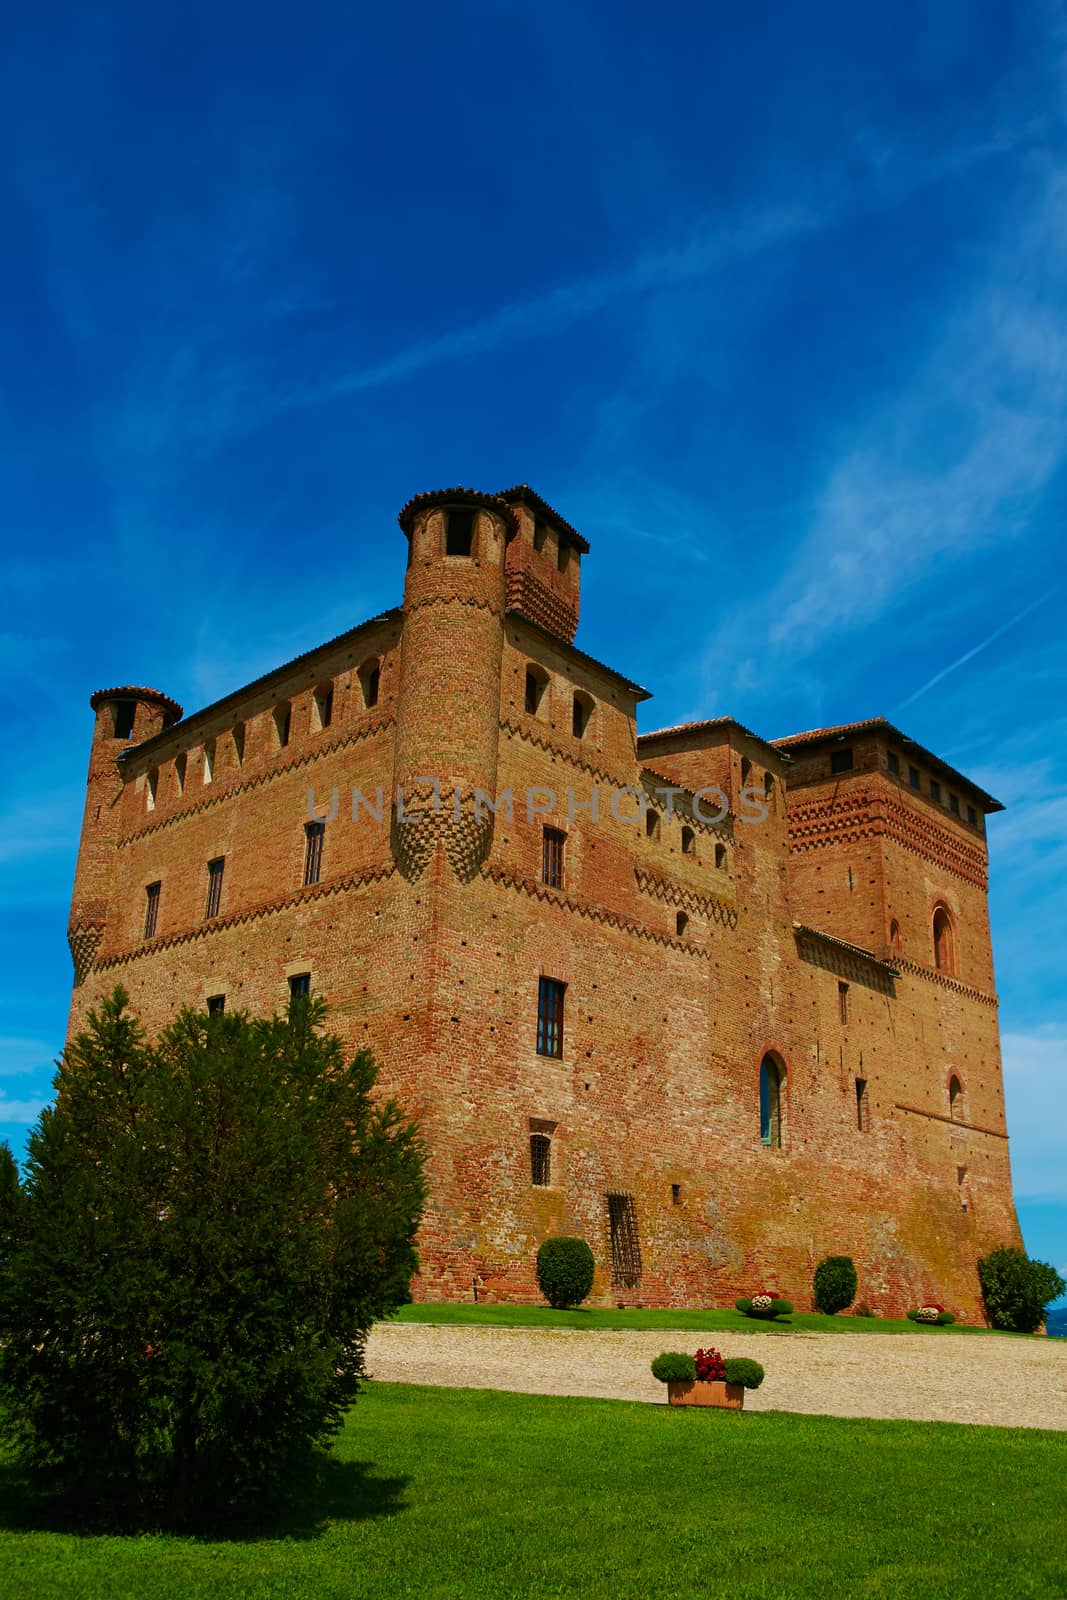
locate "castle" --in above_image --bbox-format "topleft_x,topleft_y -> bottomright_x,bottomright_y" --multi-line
66,484 -> 1022,1319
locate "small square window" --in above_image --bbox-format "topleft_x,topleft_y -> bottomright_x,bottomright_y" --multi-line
909,765 -> 921,789
289,972 -> 311,1000
207,994 -> 225,1016
830,748 -> 854,774
887,752 -> 899,775
930,780 -> 942,803
967,805 -> 977,826
949,793 -> 960,815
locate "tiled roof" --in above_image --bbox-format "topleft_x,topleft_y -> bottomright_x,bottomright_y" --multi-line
396,487 -> 519,538
506,610 -> 650,699
793,923 -> 899,976
497,484 -> 590,553
772,718 -> 1003,813
89,686 -> 183,725
638,717 -> 783,760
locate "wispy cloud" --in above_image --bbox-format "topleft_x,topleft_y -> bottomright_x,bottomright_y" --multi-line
894,592 -> 1058,712
0,1091 -> 50,1126
1002,1026 -> 1067,1199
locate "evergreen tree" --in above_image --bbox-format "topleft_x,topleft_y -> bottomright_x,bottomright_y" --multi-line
0,989 -> 425,1525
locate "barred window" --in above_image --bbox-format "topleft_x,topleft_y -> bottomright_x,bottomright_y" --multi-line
205,857 -> 225,920
143,881 -> 161,940
542,827 -> 565,889
289,972 -> 311,1000
536,977 -> 565,1058
606,1192 -> 642,1287
530,1133 -> 551,1186
304,820 -> 325,886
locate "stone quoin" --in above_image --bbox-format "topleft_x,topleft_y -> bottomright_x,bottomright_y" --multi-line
65,483 -> 1021,1318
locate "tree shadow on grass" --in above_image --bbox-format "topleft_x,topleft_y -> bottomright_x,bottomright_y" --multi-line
0,1454 -> 410,1542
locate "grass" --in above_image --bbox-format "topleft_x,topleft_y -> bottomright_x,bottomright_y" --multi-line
390,1300 -> 1015,1336
2,1383 -> 1064,1598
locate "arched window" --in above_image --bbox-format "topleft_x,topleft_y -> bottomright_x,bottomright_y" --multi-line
525,664 -> 548,716
358,660 -> 380,711
715,843 -> 727,869
681,826 -> 696,856
676,910 -> 689,937
948,1075 -> 963,1122
203,739 -> 215,785
572,691 -> 593,739
313,682 -> 334,731
760,1055 -> 785,1147
740,757 -> 752,788
174,753 -> 187,796
888,919 -> 902,957
932,905 -> 957,975
645,806 -> 660,839
274,703 -> 291,749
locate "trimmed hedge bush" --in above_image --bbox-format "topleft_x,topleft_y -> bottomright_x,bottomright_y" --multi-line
651,1352 -> 697,1383
813,1255 -> 858,1315
978,1246 -> 1066,1334
723,1357 -> 765,1390
535,1235 -> 595,1310
906,1308 -> 956,1326
735,1296 -> 793,1320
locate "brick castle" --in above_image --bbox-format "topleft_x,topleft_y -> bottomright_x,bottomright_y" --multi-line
66,484 -> 1022,1319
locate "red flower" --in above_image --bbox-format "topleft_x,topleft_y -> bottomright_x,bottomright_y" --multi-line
694,1346 -> 726,1382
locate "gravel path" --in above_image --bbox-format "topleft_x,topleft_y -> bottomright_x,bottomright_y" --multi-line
367,1323 -> 1067,1431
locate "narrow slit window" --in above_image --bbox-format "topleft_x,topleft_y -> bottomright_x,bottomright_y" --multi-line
274,704 -> 291,749
146,769 -> 158,812
143,881 -> 161,940
232,722 -> 245,765
204,857 -> 225,920
359,660 -> 380,710
948,1075 -> 963,1121
525,666 -> 547,716
676,910 -> 689,937
606,1192 -> 642,1287
760,1055 -> 784,1147
681,826 -> 695,856
529,1132 -> 551,1187
536,977 -> 565,1058
855,1077 -> 868,1131
715,843 -> 727,869
174,753 -> 187,795
838,981 -> 849,1024
304,820 -> 325,886
203,739 -> 215,784
572,692 -> 593,739
445,507 -> 475,556
314,684 -> 334,731
645,807 -> 660,839
542,826 -> 565,889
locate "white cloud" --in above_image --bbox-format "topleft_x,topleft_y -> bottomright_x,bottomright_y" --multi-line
0,1092 -> 50,1125
1002,1026 -> 1067,1200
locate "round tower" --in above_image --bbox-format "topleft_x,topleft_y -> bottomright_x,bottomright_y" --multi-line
68,686 -> 182,983
392,488 -> 514,880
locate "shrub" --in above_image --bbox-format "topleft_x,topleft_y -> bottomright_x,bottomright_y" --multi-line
651,1351 -> 697,1383
735,1295 -> 793,1320
723,1357 -> 765,1390
907,1305 -> 955,1326
536,1235 -> 595,1310
0,989 -> 426,1527
813,1255 -> 858,1315
977,1246 -> 1066,1334
854,1302 -> 875,1318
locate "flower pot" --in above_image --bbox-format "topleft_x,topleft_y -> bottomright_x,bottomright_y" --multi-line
667,1379 -> 745,1409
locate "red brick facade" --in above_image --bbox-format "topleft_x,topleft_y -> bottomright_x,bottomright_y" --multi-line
65,485 -> 1022,1321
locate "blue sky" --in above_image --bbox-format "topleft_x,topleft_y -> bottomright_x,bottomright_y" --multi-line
1,1 -> 1064,1300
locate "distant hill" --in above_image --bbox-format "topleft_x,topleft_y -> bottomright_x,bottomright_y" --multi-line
1047,1308 -> 1067,1338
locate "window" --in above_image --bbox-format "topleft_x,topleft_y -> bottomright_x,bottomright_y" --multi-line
759,1055 -> 784,1147
145,769 -> 158,812
671,1183 -> 682,1206
932,905 -> 956,975
274,704 -> 291,749
606,1192 -> 642,1287
143,881 -> 161,940
909,765 -> 921,789
930,780 -> 942,804
855,1078 -> 868,1131
740,757 -> 752,787
233,722 -> 245,765
681,825 -> 696,856
207,994 -> 225,1016
888,919 -> 903,956
536,977 -> 565,1058
289,972 -> 311,1000
174,753 -> 187,795
764,771 -> 775,808
112,701 -> 137,740
533,522 -> 549,553
572,691 -> 593,739
205,857 -> 225,919
525,665 -> 547,716
676,910 -> 689,937
645,807 -> 660,839
359,660 -> 380,710
949,793 -> 960,815
542,826 -> 565,889
887,751 -> 899,775
948,1074 -> 963,1121
529,1132 -> 551,1186
715,843 -> 727,869
304,820 -> 325,886
445,507 -> 475,556
314,684 -> 334,731
831,747 -> 854,774
967,805 -> 977,826
203,739 -> 215,784
838,981 -> 849,1024
557,538 -> 570,573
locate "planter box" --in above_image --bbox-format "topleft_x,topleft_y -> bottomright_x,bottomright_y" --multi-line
667,1379 -> 745,1410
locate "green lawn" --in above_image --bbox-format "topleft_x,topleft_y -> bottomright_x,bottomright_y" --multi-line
2,1383 -> 1063,1599
390,1300 -> 1014,1336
